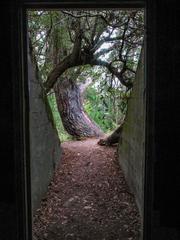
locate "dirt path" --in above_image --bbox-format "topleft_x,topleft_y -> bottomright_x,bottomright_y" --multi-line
33,138 -> 141,240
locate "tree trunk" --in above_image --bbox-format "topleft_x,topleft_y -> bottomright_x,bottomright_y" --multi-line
54,78 -> 104,138
97,121 -> 124,146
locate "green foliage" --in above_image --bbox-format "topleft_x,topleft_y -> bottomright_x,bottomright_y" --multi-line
28,10 -> 144,137
84,84 -> 127,133
47,93 -> 72,142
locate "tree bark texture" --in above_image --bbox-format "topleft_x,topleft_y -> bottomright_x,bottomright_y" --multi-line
97,124 -> 124,146
54,78 -> 104,138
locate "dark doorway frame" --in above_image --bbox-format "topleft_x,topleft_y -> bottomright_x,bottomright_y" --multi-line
12,1 -> 156,240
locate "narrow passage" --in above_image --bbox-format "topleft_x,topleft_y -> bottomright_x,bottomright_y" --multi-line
33,139 -> 141,240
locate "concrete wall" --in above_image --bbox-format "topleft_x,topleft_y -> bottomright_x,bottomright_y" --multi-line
118,48 -> 145,220
28,54 -> 62,213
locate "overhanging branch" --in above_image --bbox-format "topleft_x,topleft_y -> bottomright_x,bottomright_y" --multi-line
91,59 -> 133,89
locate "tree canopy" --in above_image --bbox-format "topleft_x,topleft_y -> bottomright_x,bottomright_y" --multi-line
28,10 -> 144,89
28,9 -> 144,139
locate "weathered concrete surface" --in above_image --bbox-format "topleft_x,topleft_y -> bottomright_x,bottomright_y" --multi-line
118,48 -> 145,222
28,54 -> 62,213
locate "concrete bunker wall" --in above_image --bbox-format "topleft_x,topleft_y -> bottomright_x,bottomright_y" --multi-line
28,54 -> 62,213
118,48 -> 145,219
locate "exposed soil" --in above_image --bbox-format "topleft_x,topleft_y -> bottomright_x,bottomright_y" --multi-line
32,138 -> 141,240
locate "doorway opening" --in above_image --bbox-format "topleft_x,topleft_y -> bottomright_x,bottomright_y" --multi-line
27,8 -> 145,240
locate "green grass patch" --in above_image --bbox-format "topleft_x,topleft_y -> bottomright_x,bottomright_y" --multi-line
47,93 -> 72,142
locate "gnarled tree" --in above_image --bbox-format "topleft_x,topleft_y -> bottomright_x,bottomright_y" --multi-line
54,76 -> 104,137
28,10 -> 144,140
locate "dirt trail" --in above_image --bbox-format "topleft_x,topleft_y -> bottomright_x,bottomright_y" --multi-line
33,138 -> 141,240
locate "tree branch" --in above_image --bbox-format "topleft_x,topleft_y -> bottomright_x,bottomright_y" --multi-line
91,59 -> 133,89
71,21 -> 83,62
44,55 -> 72,92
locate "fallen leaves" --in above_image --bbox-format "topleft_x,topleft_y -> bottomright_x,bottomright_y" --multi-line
32,138 -> 141,240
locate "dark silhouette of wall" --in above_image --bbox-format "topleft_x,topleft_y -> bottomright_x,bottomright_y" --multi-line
150,1 -> 180,238
0,4 -> 16,240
